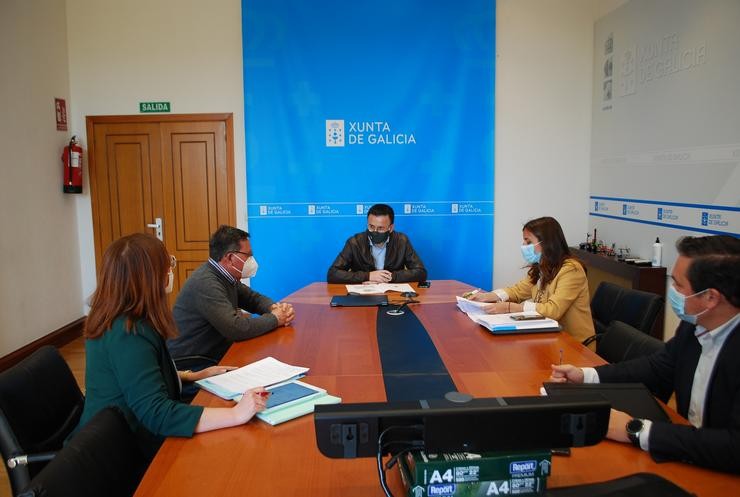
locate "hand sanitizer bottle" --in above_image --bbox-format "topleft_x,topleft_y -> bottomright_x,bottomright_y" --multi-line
652,237 -> 662,267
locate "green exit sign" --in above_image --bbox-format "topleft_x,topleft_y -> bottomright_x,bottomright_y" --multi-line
139,101 -> 171,113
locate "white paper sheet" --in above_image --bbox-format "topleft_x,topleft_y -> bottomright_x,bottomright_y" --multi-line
455,296 -> 559,331
455,296 -> 489,314
196,356 -> 309,399
345,283 -> 415,295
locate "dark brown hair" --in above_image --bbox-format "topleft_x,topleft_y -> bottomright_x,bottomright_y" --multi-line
677,235 -> 740,307
523,217 -> 581,288
85,233 -> 177,340
209,225 -> 250,261
367,204 -> 395,224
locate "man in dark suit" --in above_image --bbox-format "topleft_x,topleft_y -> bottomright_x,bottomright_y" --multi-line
551,235 -> 740,473
327,203 -> 427,284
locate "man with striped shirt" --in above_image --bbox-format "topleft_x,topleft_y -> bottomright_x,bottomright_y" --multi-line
168,226 -> 295,370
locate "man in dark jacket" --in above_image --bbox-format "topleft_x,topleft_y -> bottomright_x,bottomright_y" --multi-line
327,203 -> 427,284
550,235 -> 740,473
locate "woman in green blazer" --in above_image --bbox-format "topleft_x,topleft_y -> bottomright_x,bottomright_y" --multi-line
76,233 -> 268,456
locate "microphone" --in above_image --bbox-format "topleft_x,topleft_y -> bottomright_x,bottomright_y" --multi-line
386,298 -> 418,316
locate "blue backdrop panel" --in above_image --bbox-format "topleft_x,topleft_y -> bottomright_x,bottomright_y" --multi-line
243,0 -> 495,299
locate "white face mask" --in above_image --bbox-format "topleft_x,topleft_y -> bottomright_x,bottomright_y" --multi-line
165,270 -> 174,294
233,254 -> 259,279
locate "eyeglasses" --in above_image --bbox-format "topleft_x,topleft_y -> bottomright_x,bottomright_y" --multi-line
169,255 -> 177,269
230,251 -> 250,258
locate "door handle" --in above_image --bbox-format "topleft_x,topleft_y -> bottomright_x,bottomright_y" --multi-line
146,217 -> 163,241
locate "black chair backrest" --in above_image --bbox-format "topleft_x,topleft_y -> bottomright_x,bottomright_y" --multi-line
0,346 -> 84,495
597,320 -> 665,363
18,407 -> 147,497
173,355 -> 218,403
613,288 -> 663,334
590,282 -> 625,335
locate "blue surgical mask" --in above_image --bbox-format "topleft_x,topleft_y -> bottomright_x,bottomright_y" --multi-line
520,242 -> 542,265
667,285 -> 708,324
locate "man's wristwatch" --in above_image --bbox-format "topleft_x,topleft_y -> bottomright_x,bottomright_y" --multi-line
626,418 -> 644,447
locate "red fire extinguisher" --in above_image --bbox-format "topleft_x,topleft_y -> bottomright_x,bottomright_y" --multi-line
62,135 -> 83,194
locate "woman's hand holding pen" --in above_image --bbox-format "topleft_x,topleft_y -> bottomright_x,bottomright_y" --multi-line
465,290 -> 500,303
233,387 -> 270,424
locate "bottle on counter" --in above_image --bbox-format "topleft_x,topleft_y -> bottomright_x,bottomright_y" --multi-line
652,237 -> 663,267
591,228 -> 598,253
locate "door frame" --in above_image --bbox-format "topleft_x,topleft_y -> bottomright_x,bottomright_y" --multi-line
85,113 -> 236,273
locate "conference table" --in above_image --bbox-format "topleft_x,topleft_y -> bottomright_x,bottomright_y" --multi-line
135,281 -> 739,496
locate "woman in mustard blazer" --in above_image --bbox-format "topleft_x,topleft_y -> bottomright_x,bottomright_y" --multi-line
470,217 -> 594,342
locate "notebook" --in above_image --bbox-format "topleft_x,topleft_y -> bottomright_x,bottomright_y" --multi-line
330,295 -> 389,307
543,382 -> 670,422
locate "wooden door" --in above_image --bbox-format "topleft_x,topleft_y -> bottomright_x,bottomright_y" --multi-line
87,114 -> 235,302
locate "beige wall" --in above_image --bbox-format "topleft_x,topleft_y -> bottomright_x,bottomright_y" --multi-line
0,0 -> 83,355
66,0 -> 247,304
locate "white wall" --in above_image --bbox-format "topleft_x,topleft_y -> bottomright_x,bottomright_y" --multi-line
493,0 -> 626,288
0,0 -> 83,355
66,0 -> 247,305
589,0 -> 740,339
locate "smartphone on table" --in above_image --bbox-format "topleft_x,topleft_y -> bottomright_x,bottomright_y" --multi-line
510,313 -> 545,321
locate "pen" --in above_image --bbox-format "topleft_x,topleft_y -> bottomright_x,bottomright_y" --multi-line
258,391 -> 270,397
462,288 -> 480,299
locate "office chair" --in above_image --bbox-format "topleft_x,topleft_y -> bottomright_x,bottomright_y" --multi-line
174,355 -> 218,403
0,346 -> 84,496
173,355 -> 218,371
583,284 -> 663,346
18,406 -> 147,497
589,282 -> 625,337
612,288 -> 663,335
596,320 -> 665,364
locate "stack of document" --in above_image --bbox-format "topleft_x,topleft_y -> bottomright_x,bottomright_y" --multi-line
196,357 -> 342,425
196,356 -> 309,400
345,283 -> 415,295
456,297 -> 561,334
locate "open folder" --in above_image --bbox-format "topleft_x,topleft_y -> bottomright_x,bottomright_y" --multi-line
195,356 -> 309,401
345,283 -> 415,295
456,297 -> 561,334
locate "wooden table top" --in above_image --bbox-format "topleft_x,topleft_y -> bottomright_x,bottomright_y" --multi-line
134,281 -> 740,496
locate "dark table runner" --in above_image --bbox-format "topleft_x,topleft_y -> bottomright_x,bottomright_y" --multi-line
376,306 -> 458,401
